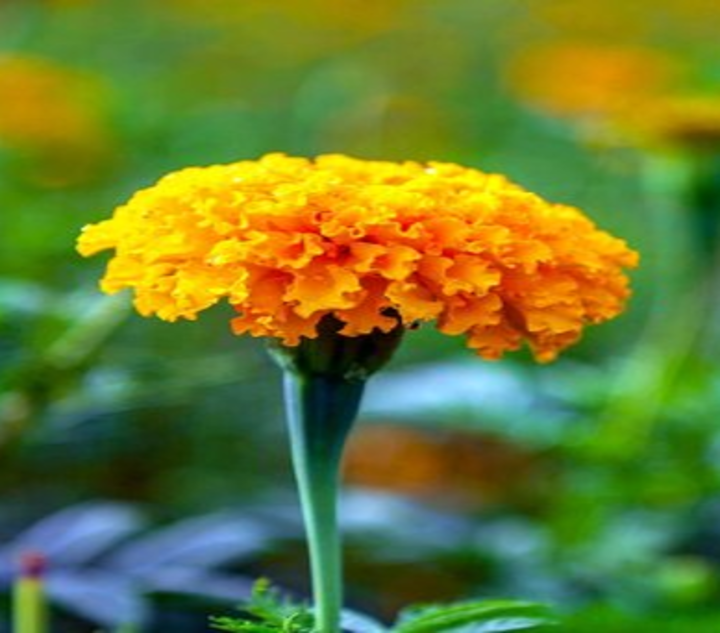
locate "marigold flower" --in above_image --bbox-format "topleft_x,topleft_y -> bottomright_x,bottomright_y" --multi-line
77,153 -> 637,362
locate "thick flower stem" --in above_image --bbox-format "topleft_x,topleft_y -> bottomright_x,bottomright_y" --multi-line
283,371 -> 365,633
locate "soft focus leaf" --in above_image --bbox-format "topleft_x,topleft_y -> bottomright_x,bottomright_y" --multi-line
394,600 -> 557,633
47,569 -> 149,627
341,609 -> 389,633
105,512 -> 275,573
363,361 -> 571,445
141,567 -> 254,601
340,489 -> 474,555
0,502 -> 145,568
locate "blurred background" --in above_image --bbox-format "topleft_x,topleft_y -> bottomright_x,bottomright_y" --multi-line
2,0 -> 720,631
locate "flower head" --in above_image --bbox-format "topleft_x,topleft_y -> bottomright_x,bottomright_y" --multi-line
77,153 -> 637,362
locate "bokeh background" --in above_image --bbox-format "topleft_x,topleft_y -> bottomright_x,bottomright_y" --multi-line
2,0 -> 720,631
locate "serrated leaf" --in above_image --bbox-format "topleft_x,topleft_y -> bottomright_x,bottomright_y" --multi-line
394,600 -> 557,633
210,581 -> 315,633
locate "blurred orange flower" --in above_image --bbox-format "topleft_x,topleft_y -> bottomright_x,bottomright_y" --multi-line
507,42 -> 676,122
78,153 -> 637,362
344,424 -> 544,508
0,54 -> 113,185
0,55 -> 107,152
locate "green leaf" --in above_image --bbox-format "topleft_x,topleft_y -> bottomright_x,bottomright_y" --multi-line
393,600 -> 558,633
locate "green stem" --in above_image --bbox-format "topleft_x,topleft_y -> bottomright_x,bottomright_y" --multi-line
283,371 -> 365,633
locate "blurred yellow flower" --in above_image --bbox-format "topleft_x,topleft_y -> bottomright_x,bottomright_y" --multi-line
507,42 -> 675,122
0,55 -> 107,152
77,153 -> 637,362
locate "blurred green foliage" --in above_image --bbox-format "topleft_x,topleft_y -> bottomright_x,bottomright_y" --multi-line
2,0 -> 720,631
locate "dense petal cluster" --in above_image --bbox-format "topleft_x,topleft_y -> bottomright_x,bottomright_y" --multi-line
77,154 -> 637,361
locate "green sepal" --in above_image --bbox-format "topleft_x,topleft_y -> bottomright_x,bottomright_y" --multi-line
268,315 -> 404,382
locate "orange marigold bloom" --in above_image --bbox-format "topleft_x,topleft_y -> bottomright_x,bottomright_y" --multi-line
77,153 -> 638,361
